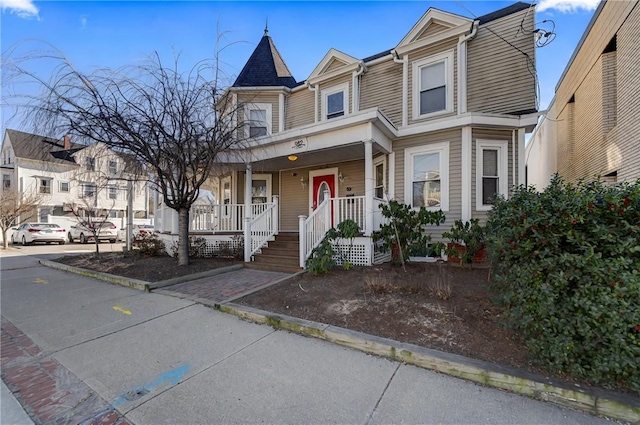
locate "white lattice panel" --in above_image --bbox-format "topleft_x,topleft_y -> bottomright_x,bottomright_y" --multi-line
331,237 -> 373,266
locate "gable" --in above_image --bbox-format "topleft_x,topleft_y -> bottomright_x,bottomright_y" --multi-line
416,22 -> 451,40
395,8 -> 473,55
308,48 -> 361,84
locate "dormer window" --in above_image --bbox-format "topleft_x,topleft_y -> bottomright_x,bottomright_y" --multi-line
245,103 -> 272,138
109,160 -> 117,175
412,51 -> 454,119
322,83 -> 349,120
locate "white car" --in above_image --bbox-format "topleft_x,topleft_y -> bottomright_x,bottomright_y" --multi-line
68,220 -> 119,244
12,223 -> 66,245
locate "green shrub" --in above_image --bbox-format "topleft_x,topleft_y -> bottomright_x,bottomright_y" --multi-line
443,219 -> 485,266
372,200 -> 446,263
486,175 -> 640,391
306,219 -> 360,274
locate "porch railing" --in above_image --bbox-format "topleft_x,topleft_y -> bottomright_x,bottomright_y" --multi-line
189,203 -> 271,233
332,196 -> 365,231
248,196 -> 279,257
299,192 -> 332,268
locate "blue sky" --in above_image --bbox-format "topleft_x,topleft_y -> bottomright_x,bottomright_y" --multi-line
1,0 -> 600,136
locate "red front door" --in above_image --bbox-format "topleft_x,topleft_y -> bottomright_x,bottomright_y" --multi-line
312,174 -> 335,211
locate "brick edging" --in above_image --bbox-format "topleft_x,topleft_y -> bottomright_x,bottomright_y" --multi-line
1,316 -> 132,425
215,302 -> 640,424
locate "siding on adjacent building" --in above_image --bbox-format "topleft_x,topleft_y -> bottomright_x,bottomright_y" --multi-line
392,129 -> 462,240
359,59 -> 403,126
617,3 -> 640,182
467,8 -> 536,114
471,128 -> 514,222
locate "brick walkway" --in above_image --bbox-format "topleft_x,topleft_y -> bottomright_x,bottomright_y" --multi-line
158,268 -> 293,304
1,317 -> 132,425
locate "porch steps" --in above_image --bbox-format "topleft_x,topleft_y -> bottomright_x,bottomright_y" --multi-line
247,233 -> 303,274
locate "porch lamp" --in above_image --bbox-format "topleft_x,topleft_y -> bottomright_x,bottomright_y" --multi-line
300,177 -> 307,188
338,172 -> 345,185
288,154 -> 298,161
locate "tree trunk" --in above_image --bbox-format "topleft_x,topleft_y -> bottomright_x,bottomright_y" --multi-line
94,235 -> 100,258
178,207 -> 190,266
2,229 -> 8,249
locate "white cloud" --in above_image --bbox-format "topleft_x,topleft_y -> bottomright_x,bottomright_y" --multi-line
0,0 -> 39,19
537,0 -> 600,13
80,15 -> 88,29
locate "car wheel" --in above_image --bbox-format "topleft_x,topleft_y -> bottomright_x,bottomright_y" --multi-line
22,236 -> 29,246
68,232 -> 74,243
59,241 -> 65,245
109,239 -> 116,243
80,233 -> 87,244
10,235 -> 15,244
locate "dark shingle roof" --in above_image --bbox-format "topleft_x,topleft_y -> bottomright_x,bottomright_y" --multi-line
233,30 -> 298,88
477,2 -> 531,25
6,129 -> 84,165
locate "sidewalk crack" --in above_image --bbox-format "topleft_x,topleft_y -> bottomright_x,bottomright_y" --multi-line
364,363 -> 401,425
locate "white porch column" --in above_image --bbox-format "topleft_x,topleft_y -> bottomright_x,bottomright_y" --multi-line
364,140 -> 374,236
517,128 -> 526,186
244,164 -> 252,262
461,126 -> 472,222
298,215 -> 307,268
272,195 -> 279,235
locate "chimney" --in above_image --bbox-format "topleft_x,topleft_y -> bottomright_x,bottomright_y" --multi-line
63,135 -> 71,150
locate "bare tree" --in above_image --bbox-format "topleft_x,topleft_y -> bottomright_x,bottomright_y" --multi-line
0,189 -> 42,249
4,41 -> 245,265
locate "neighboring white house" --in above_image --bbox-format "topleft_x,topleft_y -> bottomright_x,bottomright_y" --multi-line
1,129 -> 149,224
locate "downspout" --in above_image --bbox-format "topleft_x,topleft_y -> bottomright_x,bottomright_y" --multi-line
307,81 -> 319,123
457,20 -> 478,115
352,61 -> 366,113
391,50 -> 408,127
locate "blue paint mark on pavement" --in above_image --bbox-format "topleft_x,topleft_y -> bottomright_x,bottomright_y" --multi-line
113,364 -> 190,408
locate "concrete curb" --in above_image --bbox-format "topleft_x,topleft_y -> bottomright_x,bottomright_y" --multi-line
38,260 -> 244,292
39,259 -> 151,291
216,302 -> 640,424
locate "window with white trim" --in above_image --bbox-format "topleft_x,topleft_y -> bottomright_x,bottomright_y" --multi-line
82,183 -> 96,198
373,156 -> 386,199
108,160 -> 117,175
244,103 -> 272,138
85,156 -> 95,171
59,181 -> 69,193
412,51 -> 454,119
476,140 -> 508,210
39,178 -> 52,194
322,82 -> 349,120
2,174 -> 10,190
108,186 -> 117,200
405,143 -> 449,211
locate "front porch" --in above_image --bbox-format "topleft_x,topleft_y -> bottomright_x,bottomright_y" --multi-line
155,192 -> 390,270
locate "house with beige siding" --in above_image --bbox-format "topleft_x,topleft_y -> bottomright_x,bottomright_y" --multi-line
155,2 -> 539,271
526,0 -> 640,189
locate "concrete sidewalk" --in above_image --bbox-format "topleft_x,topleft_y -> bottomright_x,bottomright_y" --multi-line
0,252 -> 620,424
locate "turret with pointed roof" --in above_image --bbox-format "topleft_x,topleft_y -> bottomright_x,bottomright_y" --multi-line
233,29 -> 298,88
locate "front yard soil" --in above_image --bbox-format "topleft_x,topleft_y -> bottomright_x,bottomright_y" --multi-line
237,262 -> 536,371
55,252 -> 240,282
